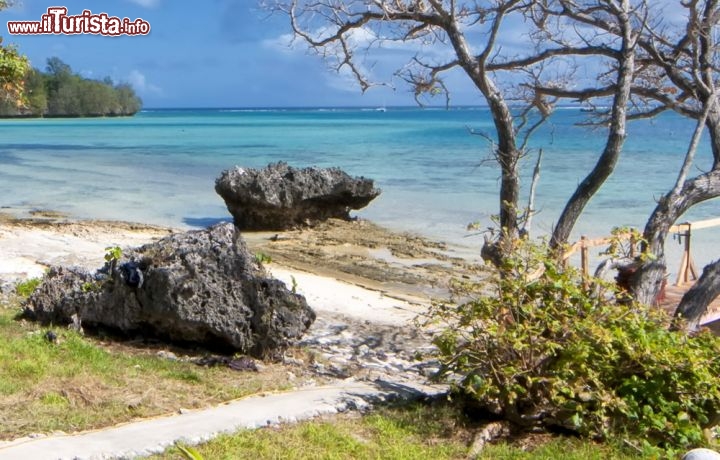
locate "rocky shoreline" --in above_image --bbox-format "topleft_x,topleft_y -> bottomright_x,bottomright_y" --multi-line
0,208 -> 486,396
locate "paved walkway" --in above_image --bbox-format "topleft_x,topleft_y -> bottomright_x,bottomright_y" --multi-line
0,379 -> 444,460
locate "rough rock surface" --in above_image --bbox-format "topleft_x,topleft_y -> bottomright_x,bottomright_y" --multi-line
24,223 -> 315,357
215,162 -> 381,230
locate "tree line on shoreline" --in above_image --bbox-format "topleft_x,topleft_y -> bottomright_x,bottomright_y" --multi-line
0,57 -> 141,118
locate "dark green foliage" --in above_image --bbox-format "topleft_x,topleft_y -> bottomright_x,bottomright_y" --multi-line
0,57 -> 141,118
429,239 -> 720,453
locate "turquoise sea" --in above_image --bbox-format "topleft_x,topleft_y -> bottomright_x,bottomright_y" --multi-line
1,107 -> 718,274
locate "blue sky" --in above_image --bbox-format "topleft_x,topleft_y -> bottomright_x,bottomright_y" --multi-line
2,0 -> 484,108
2,1 -> 688,109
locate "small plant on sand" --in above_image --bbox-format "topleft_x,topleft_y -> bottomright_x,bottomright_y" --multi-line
15,277 -> 41,298
104,245 -> 123,275
254,252 -> 272,265
429,238 -> 720,454
104,245 -> 122,264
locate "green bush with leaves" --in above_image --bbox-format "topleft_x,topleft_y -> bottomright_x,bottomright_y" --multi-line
429,239 -> 720,452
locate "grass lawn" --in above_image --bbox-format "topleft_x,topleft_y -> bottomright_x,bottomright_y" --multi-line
0,302 -> 297,440
0,288 -> 671,459
151,403 -> 648,460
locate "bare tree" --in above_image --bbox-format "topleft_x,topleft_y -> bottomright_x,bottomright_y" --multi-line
536,0 -> 642,250
265,0 -> 650,265
622,0 -> 720,313
541,0 -> 720,317
266,0 -> 720,320
269,0 -> 550,261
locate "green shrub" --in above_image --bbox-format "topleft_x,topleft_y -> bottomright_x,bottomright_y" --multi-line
15,278 -> 41,298
429,239 -> 720,452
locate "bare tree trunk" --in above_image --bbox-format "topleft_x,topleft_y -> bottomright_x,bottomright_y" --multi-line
632,103 -> 720,304
550,4 -> 635,249
627,0 -> 720,305
523,149 -> 543,235
477,104 -> 521,267
674,259 -> 720,330
443,11 -> 523,263
632,170 -> 720,304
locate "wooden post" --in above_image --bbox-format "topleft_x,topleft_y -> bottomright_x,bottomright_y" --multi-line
675,223 -> 699,286
581,236 -> 589,278
676,224 -> 689,286
684,226 -> 692,285
684,226 -> 698,283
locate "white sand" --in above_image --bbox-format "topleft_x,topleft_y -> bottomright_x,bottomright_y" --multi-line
0,224 -> 165,281
268,266 -> 427,326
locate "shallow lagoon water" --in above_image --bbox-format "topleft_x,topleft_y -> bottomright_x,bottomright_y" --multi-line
0,107 -> 718,275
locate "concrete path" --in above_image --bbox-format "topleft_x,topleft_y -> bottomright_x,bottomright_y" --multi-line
0,379 -> 444,460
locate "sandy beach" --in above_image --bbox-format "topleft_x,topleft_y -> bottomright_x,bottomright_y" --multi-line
0,208 -> 484,297
0,208 -> 487,384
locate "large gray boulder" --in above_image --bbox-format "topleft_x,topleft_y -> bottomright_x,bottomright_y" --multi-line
24,223 -> 315,357
215,162 -> 381,230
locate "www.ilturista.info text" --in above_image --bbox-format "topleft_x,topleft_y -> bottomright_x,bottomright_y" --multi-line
7,7 -> 150,36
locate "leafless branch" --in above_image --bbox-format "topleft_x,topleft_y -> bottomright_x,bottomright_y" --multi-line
523,148 -> 543,235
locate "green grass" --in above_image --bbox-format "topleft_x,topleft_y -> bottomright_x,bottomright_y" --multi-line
477,439 -> 647,459
151,403 -> 650,460
0,306 -> 295,439
155,406 -> 468,460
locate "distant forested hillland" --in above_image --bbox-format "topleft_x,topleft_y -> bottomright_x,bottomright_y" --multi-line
0,57 -> 142,118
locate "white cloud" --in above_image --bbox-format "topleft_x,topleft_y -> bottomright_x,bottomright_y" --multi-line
261,24 -> 459,95
127,70 -> 162,95
262,33 -> 296,53
125,0 -> 161,8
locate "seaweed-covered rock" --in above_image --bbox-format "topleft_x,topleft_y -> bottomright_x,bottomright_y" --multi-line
24,223 -> 315,357
215,162 -> 381,230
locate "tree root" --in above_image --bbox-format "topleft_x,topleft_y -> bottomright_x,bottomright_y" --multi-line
466,421 -> 510,459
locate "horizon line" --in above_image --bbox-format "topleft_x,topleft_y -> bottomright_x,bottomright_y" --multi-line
140,103 -> 594,111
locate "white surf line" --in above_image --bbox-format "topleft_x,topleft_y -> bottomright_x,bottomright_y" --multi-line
0,380 -> 445,460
